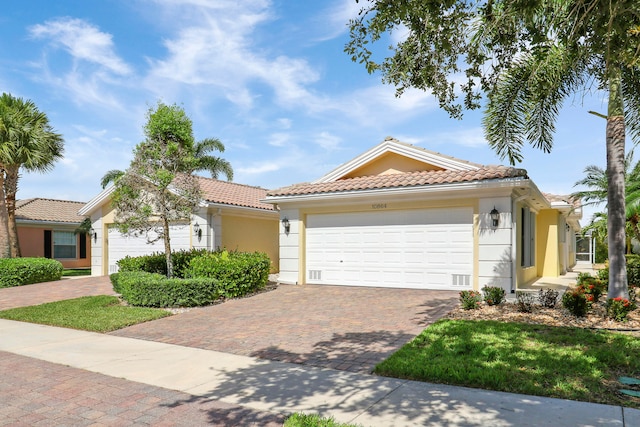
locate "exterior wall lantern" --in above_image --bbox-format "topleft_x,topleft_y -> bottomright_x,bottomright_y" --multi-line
282,217 -> 290,234
89,227 -> 97,243
193,222 -> 202,241
490,207 -> 500,228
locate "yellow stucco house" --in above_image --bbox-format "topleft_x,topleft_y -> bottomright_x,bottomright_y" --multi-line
79,176 -> 279,276
264,137 -> 581,293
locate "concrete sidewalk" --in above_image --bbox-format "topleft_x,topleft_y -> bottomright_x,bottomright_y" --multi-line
1,319 -> 638,426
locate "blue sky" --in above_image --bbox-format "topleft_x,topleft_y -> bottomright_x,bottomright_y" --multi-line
1,0 -> 608,222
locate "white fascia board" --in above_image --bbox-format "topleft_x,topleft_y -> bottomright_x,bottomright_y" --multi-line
265,178 -> 529,207
203,202 -> 278,218
314,140 -> 479,184
78,185 -> 115,216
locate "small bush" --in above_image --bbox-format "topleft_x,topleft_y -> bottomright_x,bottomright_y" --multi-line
185,250 -> 270,298
605,297 -> 637,322
515,291 -> 535,313
562,288 -> 589,317
481,286 -> 506,306
112,271 -> 219,307
0,258 -> 63,288
116,248 -> 213,278
537,289 -> 560,308
459,290 -> 482,310
576,275 -> 605,304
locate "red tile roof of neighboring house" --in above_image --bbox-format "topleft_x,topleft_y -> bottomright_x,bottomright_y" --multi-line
267,166 -> 529,197
197,176 -> 275,211
16,198 -> 86,223
543,192 -> 581,209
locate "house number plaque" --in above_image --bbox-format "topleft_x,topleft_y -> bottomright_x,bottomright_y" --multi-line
372,203 -> 387,209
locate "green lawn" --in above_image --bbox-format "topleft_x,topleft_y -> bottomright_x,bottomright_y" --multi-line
284,413 -> 361,427
0,295 -> 171,332
62,268 -> 92,277
375,319 -> 640,408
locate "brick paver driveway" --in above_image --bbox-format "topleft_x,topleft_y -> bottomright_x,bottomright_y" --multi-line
112,284 -> 459,374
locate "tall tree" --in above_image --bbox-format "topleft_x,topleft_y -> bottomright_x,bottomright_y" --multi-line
346,0 -> 640,299
0,93 -> 63,257
101,137 -> 232,189
112,102 -> 202,278
572,153 -> 640,245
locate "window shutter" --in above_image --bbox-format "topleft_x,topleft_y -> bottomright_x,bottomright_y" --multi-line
79,233 -> 87,259
44,230 -> 52,258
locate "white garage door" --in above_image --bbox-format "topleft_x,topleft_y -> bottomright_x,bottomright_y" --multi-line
107,223 -> 191,273
306,208 -> 473,289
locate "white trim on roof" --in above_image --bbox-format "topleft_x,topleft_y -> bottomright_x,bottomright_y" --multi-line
314,138 -> 480,184
78,185 -> 115,216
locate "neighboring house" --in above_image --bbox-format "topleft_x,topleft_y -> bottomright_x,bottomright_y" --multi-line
16,198 -> 91,269
264,137 -> 582,292
79,176 -> 279,276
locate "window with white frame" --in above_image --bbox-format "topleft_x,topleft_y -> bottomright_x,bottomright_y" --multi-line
521,207 -> 536,267
53,231 -> 76,259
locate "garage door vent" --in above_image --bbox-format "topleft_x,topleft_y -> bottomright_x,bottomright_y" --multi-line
308,270 -> 322,281
452,274 -> 470,287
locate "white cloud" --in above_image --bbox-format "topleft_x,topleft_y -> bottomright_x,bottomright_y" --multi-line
315,0 -> 371,41
237,161 -> 281,175
29,17 -> 131,75
277,118 -> 292,129
268,132 -> 291,147
144,2 -> 321,110
314,131 -> 341,151
433,127 -> 487,148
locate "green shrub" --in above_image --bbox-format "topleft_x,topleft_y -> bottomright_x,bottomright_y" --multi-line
185,250 -> 270,298
515,291 -> 535,313
112,271 -> 219,307
605,297 -> 637,322
537,289 -> 559,308
0,258 -> 63,288
459,290 -> 482,310
116,248 -> 212,278
562,288 -> 589,317
481,285 -> 506,306
576,275 -> 605,305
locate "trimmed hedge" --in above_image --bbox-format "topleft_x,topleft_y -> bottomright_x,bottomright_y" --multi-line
110,271 -> 219,307
185,251 -> 270,298
116,248 -> 211,278
0,258 -> 63,288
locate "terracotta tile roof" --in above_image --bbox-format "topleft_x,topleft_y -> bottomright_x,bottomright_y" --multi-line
16,198 -> 86,223
543,193 -> 581,209
197,176 -> 275,211
268,166 -> 528,197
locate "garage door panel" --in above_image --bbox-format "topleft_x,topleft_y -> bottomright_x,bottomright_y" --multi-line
306,208 -> 473,289
108,223 -> 190,273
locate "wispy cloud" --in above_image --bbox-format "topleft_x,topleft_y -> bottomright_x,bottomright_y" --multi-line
144,1 -> 320,110
432,127 -> 488,148
314,131 -> 342,151
29,17 -> 131,75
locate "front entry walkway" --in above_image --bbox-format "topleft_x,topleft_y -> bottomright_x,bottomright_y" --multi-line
112,284 -> 459,374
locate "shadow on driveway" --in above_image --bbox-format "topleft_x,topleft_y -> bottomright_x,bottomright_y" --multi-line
112,284 -> 459,373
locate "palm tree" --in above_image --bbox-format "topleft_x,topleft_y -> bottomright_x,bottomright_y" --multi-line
481,4 -> 640,299
101,138 -> 232,188
0,93 -> 64,257
573,153 -> 640,247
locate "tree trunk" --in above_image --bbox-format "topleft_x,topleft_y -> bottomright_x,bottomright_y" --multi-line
606,70 -> 629,299
5,165 -> 21,257
0,169 -> 10,258
162,216 -> 173,278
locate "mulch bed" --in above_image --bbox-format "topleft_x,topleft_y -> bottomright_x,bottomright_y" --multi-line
447,299 -> 640,334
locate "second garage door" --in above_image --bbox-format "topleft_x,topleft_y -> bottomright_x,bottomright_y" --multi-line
107,223 -> 191,273
305,208 -> 473,289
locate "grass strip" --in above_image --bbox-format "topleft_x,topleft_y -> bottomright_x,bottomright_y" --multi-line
375,319 -> 640,408
0,295 -> 171,332
62,269 -> 92,277
284,413 -> 361,427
